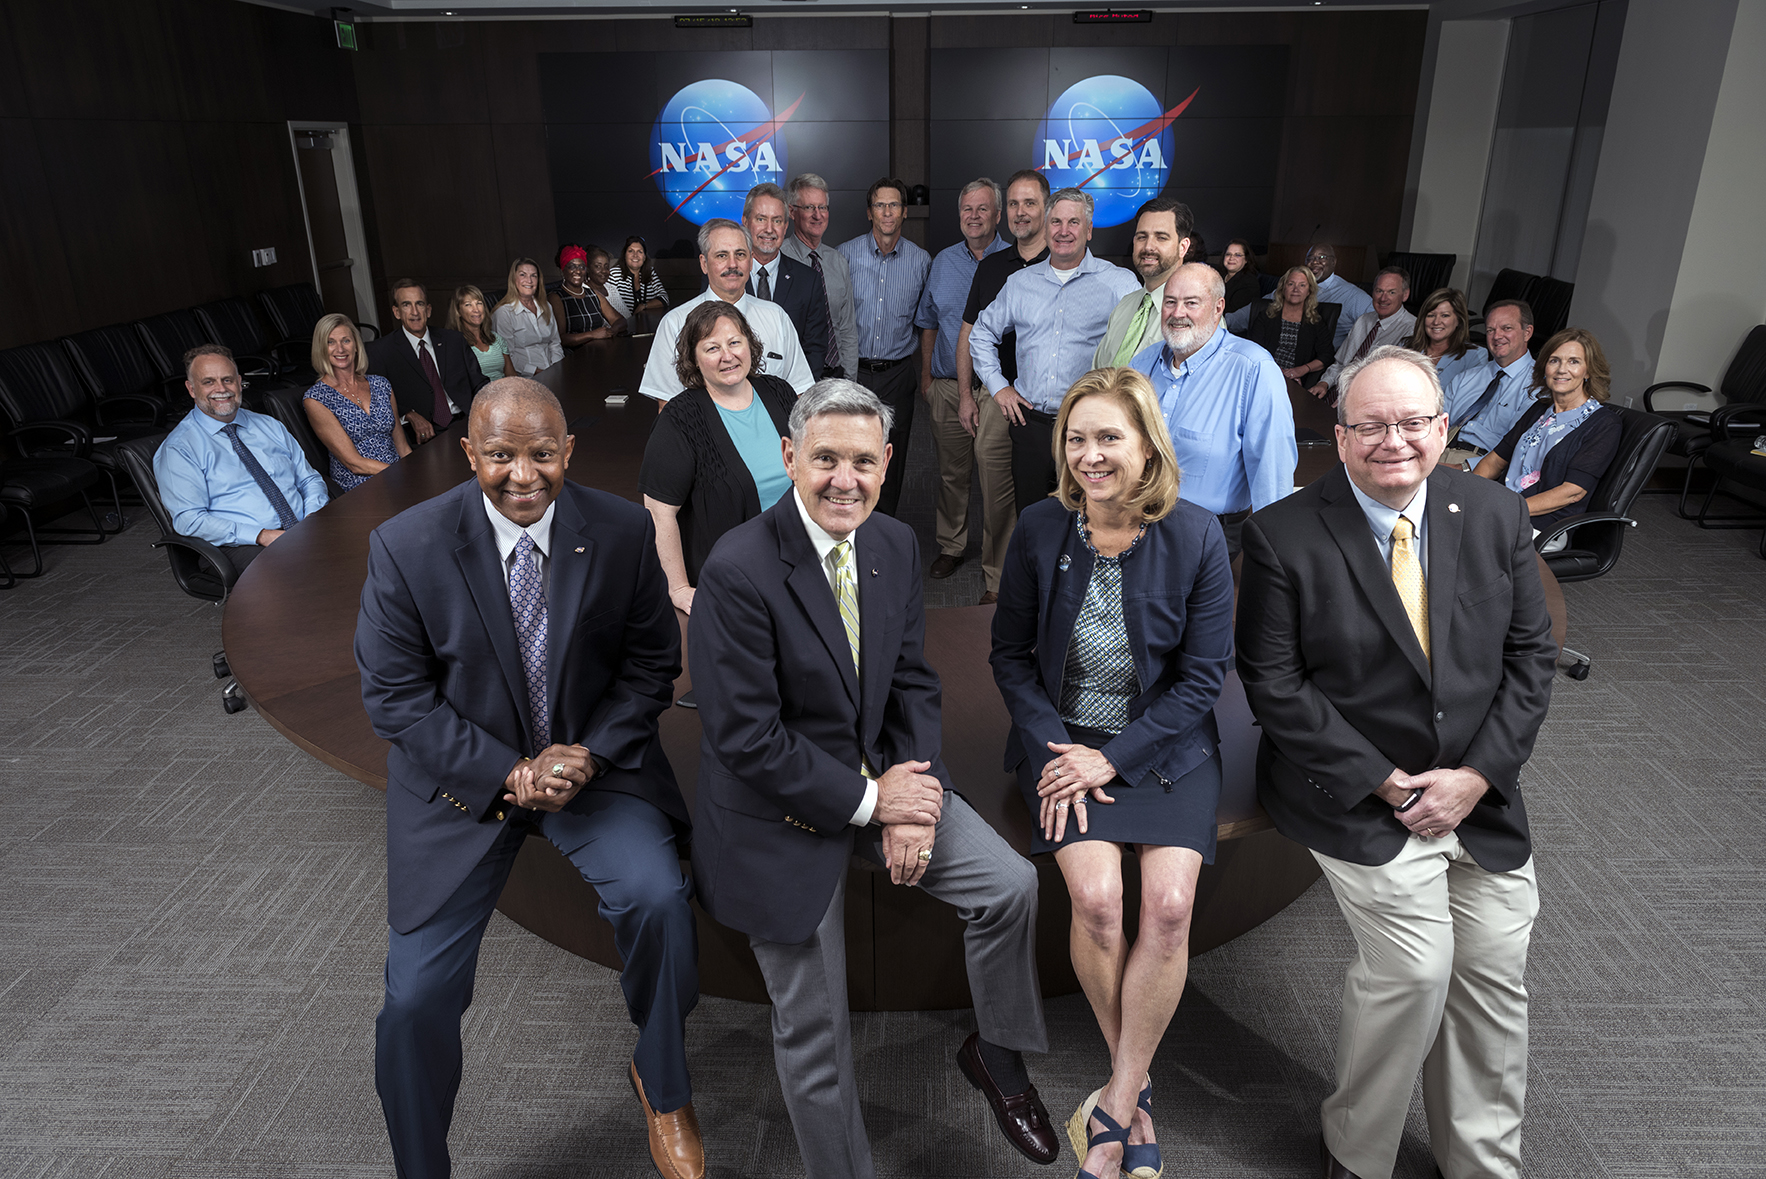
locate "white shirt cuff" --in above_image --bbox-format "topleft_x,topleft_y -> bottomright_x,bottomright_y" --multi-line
848,776 -> 878,827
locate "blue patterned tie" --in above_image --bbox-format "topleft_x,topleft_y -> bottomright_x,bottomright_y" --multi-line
220,423 -> 297,530
508,533 -> 549,754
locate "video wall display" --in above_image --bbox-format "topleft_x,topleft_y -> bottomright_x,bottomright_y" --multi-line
541,50 -> 889,261
929,46 -> 1289,259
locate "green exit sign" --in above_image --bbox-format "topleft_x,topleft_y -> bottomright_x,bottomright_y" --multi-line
334,20 -> 358,50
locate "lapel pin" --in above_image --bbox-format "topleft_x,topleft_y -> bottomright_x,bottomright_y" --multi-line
871,568 -> 878,576
574,546 -> 585,553
1448,504 -> 1460,514
1058,554 -> 1071,572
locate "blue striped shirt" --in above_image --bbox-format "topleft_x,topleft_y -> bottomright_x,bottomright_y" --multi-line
914,234 -> 1011,379
838,232 -> 931,362
971,251 -> 1142,412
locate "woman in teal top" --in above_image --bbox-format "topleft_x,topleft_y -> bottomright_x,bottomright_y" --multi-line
639,302 -> 798,615
446,284 -> 512,381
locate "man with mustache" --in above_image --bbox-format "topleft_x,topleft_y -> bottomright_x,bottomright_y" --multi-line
744,182 -> 830,379
1127,263 -> 1297,555
1093,197 -> 1194,370
640,219 -> 816,403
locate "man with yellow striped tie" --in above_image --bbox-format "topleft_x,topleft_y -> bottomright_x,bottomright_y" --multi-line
689,379 -> 1060,1178
1235,346 -> 1557,1179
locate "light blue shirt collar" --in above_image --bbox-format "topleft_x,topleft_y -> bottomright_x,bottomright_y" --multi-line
1347,474 -> 1428,576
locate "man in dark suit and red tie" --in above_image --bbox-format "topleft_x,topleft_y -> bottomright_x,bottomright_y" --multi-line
366,280 -> 489,444
354,379 -> 703,1179
1235,346 -> 1557,1179
687,379 -> 1060,1179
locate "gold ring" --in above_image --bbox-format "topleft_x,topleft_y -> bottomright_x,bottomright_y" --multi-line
551,763 -> 566,777
917,849 -> 932,863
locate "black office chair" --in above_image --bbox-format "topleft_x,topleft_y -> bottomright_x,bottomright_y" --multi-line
1693,414 -> 1766,558
1534,404 -> 1674,678
113,435 -> 241,603
1642,324 -> 1766,518
0,452 -> 109,576
195,298 -> 312,383
1383,251 -> 1455,314
252,382 -> 345,500
1480,269 -> 1541,318
64,323 -> 187,426
1529,278 -> 1575,355
138,310 -> 256,380
0,503 -> 16,589
257,283 -> 323,347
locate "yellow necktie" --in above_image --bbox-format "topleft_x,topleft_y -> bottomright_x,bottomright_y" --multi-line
831,540 -> 860,674
1391,516 -> 1429,663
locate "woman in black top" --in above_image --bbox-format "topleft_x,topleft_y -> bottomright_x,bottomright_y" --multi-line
549,244 -> 624,346
1475,327 -> 1622,548
639,302 -> 798,613
1244,267 -> 1337,397
1218,238 -> 1260,315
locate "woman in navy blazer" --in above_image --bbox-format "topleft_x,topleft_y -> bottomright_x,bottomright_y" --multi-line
990,367 -> 1234,1179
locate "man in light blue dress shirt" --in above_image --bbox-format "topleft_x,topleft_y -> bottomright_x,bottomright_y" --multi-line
1128,264 -> 1297,554
153,344 -> 328,573
839,177 -> 932,518
971,187 -> 1142,515
1309,245 -> 1375,349
1442,300 -> 1537,468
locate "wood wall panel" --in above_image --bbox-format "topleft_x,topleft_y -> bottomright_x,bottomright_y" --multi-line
0,5 -> 30,119
359,124 -> 507,295
491,122 -> 561,271
0,119 -> 77,343
6,0 -> 185,122
351,29 -> 490,125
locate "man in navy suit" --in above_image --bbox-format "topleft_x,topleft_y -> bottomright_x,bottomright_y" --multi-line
744,182 -> 830,378
365,280 -> 489,443
688,379 -> 1059,1178
355,379 -> 702,1179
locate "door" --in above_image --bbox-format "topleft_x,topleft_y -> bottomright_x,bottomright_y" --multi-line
294,132 -> 357,320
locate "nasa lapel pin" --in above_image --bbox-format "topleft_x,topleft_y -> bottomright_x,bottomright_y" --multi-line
871,568 -> 879,576
1448,504 -> 1460,514
574,546 -> 585,552
1058,554 -> 1072,572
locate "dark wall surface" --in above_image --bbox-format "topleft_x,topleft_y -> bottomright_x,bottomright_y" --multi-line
0,0 -> 355,349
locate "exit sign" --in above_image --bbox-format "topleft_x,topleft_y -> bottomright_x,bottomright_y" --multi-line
334,20 -> 358,50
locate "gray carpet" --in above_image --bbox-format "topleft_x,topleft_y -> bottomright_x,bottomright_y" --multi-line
2,411 -> 1763,1177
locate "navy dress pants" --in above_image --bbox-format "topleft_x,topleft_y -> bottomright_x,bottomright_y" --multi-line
375,791 -> 697,1178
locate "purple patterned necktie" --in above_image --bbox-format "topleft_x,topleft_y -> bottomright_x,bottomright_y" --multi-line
508,533 -> 549,754
807,247 -> 838,369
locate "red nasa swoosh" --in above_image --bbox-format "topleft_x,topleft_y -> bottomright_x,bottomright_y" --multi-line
647,92 -> 807,222
1040,86 -> 1200,190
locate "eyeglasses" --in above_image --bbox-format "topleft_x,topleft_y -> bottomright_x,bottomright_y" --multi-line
795,203 -> 829,216
1340,415 -> 1441,442
871,201 -> 902,212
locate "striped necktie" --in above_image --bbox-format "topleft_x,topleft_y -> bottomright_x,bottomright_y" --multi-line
830,539 -> 860,674
1391,516 -> 1429,663
806,248 -> 838,369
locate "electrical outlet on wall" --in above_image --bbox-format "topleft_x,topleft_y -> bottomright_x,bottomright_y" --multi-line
251,247 -> 278,267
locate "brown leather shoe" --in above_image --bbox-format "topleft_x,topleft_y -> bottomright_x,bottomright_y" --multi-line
957,1032 -> 1059,1164
929,553 -> 962,579
978,591 -> 999,605
630,1059 -> 704,1179
1320,1135 -> 1363,1179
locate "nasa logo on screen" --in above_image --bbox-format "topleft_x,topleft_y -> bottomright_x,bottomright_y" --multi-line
1036,76 -> 1198,228
648,79 -> 800,224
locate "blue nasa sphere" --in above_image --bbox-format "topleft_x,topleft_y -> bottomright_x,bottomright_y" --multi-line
650,79 -> 788,225
1036,75 -> 1173,229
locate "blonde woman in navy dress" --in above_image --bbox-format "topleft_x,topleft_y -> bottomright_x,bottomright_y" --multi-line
990,366 -> 1234,1179
302,313 -> 410,492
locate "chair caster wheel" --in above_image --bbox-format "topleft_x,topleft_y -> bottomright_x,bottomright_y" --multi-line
213,651 -> 231,679
222,680 -> 248,714
1567,662 -> 1590,681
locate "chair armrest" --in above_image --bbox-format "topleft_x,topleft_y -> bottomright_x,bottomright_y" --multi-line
151,535 -> 240,596
270,339 -> 308,368
1534,512 -> 1635,552
96,393 -> 166,429
1641,380 -> 1712,412
11,418 -> 93,457
358,322 -> 380,341
1709,402 -> 1766,441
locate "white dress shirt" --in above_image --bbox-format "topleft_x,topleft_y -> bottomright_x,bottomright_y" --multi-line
492,300 -> 563,375
404,326 -> 461,416
639,290 -> 815,402
1322,307 -> 1418,389
483,495 -> 555,589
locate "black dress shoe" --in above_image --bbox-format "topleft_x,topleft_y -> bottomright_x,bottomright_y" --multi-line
956,1032 -> 1059,1164
929,553 -> 962,579
1320,1136 -> 1363,1179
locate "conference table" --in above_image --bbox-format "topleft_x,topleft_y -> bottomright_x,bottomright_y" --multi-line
223,339 -> 1564,1010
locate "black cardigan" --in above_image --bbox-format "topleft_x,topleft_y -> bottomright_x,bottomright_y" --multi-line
1492,399 -> 1622,533
1242,299 -> 1340,381
637,375 -> 799,585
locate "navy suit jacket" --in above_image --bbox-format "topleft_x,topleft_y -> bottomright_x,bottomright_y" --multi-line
356,478 -> 685,933
749,255 -> 830,380
366,327 -> 489,426
687,496 -> 947,944
990,498 -> 1234,789
1235,464 -> 1556,871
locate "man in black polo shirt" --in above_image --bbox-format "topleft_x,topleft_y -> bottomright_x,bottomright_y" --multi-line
954,169 -> 1048,604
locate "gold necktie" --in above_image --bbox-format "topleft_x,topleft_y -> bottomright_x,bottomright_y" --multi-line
831,540 -> 860,674
1391,516 -> 1429,663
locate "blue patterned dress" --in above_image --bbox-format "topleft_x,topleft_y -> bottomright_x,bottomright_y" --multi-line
304,374 -> 400,491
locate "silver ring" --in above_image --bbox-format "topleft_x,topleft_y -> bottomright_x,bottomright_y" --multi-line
551,762 -> 566,777
1056,801 -> 1069,810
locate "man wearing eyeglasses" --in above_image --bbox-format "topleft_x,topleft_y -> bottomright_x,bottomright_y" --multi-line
838,177 -> 931,518
1235,346 -> 1556,1179
782,172 -> 859,381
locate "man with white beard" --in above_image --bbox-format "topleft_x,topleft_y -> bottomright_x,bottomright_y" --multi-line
1128,262 -> 1297,554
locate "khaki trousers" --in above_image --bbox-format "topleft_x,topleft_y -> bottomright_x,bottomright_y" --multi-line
1312,833 -> 1538,1179
929,377 -> 1017,591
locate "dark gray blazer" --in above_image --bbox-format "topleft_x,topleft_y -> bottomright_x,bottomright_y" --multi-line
1235,464 -> 1556,871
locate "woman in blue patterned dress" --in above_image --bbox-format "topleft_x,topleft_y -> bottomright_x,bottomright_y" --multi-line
990,366 -> 1234,1179
303,313 -> 409,492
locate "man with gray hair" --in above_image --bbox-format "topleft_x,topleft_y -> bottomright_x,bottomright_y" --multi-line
1237,346 -> 1554,1179
744,181 -> 830,377
913,177 -> 1012,586
639,217 -> 815,403
690,378 -> 1060,1177
971,186 -> 1141,515
782,172 -> 859,378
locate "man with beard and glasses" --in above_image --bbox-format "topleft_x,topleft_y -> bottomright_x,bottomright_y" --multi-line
641,219 -> 816,404
1092,197 -> 1195,369
1128,263 -> 1297,555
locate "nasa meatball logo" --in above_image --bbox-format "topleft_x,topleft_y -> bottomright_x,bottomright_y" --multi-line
1037,76 -> 1198,228
649,79 -> 799,224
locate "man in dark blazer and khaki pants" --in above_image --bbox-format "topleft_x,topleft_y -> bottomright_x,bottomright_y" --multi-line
355,379 -> 702,1179
1236,346 -> 1556,1179
688,379 -> 1059,1178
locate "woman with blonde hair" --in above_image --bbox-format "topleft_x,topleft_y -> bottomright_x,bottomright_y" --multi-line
990,366 -> 1234,1179
491,257 -> 563,374
1244,266 -> 1337,395
302,313 -> 409,491
447,285 -> 512,381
